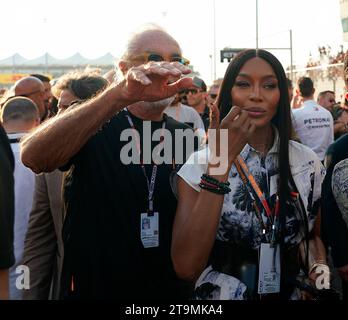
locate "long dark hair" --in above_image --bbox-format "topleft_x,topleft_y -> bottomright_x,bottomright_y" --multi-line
217,49 -> 293,216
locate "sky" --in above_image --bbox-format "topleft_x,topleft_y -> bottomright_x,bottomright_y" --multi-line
0,0 -> 346,84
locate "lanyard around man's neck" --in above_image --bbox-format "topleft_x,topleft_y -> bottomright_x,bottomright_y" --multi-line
125,108 -> 166,213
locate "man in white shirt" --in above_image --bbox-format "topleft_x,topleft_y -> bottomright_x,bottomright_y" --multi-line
165,93 -> 204,130
165,93 -> 206,146
186,77 -> 211,132
1,97 -> 40,299
292,77 -> 334,161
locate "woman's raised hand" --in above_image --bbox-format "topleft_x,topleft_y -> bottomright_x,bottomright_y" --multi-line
208,105 -> 255,176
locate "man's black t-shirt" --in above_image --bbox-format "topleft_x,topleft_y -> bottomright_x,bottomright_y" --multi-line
200,106 -> 210,132
61,110 -> 194,299
0,125 -> 14,269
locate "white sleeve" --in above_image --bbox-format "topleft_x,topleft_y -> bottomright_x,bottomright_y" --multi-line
329,113 -> 334,145
313,155 -> 326,204
187,108 -> 207,148
177,148 -> 210,192
290,109 -> 298,131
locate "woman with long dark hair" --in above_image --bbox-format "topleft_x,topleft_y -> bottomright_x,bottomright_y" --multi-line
171,49 -> 328,300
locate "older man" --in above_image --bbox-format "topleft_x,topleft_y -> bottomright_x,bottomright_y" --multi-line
14,76 -> 47,121
21,26 -> 195,300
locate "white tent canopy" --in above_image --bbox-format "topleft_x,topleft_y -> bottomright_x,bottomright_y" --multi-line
0,52 -> 117,66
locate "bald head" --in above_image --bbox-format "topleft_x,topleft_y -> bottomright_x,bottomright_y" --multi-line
14,76 -> 46,120
119,26 -> 182,74
124,27 -> 181,58
118,25 -> 185,114
14,76 -> 44,95
1,97 -> 39,133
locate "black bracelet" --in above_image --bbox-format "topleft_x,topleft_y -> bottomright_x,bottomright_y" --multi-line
199,182 -> 228,195
202,173 -> 230,186
199,174 -> 231,194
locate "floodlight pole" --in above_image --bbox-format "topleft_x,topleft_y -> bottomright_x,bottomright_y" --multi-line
213,0 -> 217,80
256,0 -> 259,49
290,29 -> 293,81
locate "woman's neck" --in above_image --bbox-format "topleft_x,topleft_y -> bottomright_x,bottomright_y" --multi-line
247,125 -> 274,157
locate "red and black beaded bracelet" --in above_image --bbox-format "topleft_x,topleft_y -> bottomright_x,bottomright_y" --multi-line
198,173 -> 231,195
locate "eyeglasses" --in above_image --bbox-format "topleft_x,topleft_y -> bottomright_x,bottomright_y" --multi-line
57,99 -> 81,111
209,94 -> 218,99
183,89 -> 200,95
131,52 -> 190,66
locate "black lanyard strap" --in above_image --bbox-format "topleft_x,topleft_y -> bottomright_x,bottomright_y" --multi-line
125,109 -> 165,212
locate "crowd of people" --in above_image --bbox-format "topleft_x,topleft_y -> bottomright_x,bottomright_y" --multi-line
0,25 -> 348,301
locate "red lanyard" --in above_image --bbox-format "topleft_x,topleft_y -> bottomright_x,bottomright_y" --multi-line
234,155 -> 278,226
125,109 -> 166,212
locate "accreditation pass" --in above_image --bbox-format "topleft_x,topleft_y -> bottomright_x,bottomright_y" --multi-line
140,212 -> 159,248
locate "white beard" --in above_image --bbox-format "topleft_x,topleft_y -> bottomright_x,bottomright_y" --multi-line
142,96 -> 175,110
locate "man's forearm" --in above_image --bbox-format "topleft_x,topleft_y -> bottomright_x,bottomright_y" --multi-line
21,83 -> 130,173
0,269 -> 9,300
21,60 -> 194,173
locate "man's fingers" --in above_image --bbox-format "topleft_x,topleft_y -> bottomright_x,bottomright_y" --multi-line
128,69 -> 151,85
170,61 -> 192,74
126,61 -> 194,99
165,77 -> 194,97
143,61 -> 190,77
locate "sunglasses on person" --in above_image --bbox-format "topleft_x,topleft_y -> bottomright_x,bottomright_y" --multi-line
19,88 -> 44,97
209,94 -> 218,99
57,99 -> 81,111
181,88 -> 200,95
132,52 -> 190,66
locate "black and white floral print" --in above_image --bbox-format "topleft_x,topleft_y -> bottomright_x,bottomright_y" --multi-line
178,128 -> 325,300
216,143 -> 304,250
332,159 -> 348,228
